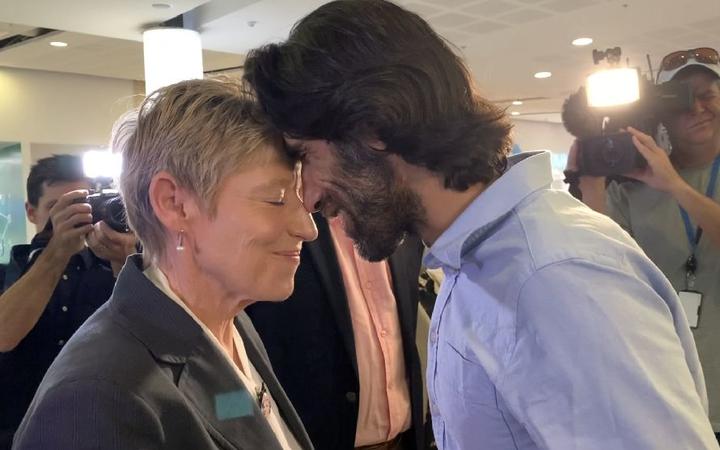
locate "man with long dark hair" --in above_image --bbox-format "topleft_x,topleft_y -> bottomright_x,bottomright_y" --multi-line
244,1 -> 718,449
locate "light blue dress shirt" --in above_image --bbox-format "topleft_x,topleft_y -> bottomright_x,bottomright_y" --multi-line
425,151 -> 717,450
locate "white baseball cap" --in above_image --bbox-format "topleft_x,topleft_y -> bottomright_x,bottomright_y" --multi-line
656,48 -> 720,84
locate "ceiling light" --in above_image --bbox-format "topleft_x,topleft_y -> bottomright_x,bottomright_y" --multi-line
534,71 -> 552,79
49,41 -> 68,47
512,100 -> 523,105
143,28 -> 204,95
572,37 -> 593,47
511,111 -> 520,116
152,3 -> 172,8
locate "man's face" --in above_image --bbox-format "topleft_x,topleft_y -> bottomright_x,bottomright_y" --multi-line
26,180 -> 92,234
665,71 -> 720,148
286,138 -> 424,261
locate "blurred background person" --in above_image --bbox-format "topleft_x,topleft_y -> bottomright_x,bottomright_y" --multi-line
247,213 -> 426,450
573,48 -> 720,440
12,79 -> 317,450
0,154 -> 136,448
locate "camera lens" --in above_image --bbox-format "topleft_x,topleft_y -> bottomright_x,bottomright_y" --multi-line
602,138 -> 621,168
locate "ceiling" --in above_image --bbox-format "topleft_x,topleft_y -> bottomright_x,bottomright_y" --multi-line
0,0 -> 719,122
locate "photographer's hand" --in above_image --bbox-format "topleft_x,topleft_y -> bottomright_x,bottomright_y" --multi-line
44,190 -> 94,265
625,127 -> 685,193
87,221 -> 137,277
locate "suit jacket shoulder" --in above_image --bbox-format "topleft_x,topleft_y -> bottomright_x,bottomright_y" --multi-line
13,255 -> 313,450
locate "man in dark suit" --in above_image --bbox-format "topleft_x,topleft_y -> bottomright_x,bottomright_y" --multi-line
247,214 -> 425,450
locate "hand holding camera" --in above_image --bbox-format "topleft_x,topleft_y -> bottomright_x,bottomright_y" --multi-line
87,221 -> 137,276
44,190 -> 94,263
623,127 -> 686,194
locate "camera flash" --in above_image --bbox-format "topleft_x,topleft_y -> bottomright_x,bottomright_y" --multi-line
586,68 -> 640,108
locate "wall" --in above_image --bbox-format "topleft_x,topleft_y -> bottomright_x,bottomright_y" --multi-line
0,144 -> 24,263
0,67 -> 141,240
511,118 -> 574,153
510,118 -> 575,190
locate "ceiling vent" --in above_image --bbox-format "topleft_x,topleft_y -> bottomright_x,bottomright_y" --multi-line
0,23 -> 58,52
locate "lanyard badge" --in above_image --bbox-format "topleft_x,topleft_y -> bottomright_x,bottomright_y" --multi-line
677,156 -> 719,328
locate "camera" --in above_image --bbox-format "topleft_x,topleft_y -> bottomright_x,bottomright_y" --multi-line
562,49 -> 694,176
33,190 -> 128,250
74,190 -> 128,233
580,132 -> 646,176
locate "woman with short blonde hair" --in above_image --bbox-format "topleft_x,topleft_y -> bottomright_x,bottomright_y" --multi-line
13,79 -> 317,450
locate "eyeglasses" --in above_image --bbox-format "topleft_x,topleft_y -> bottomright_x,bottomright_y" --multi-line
660,47 -> 719,72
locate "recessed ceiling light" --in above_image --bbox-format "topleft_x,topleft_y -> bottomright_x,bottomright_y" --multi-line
512,100 -> 523,105
49,41 -> 68,47
152,3 -> 172,8
511,111 -> 520,116
534,71 -> 552,79
572,37 -> 593,46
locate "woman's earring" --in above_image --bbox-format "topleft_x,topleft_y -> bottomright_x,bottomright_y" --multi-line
176,229 -> 185,252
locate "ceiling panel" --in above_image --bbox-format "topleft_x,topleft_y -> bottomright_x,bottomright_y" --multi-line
0,0 -> 718,123
0,31 -> 242,81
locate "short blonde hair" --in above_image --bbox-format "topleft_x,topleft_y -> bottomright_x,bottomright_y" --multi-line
112,78 -> 285,263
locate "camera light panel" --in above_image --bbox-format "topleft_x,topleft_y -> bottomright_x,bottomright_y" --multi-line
83,150 -> 122,179
586,68 -> 640,108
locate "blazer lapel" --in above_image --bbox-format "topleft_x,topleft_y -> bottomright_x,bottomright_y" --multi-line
175,345 -> 283,450
306,214 -> 358,375
113,256 -> 283,450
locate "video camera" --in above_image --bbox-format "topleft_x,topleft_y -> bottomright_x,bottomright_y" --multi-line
562,47 -> 694,176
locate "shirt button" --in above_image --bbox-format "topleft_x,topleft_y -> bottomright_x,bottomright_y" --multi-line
62,274 -> 68,281
430,333 -> 438,344
380,329 -> 388,337
61,306 -> 68,312
345,392 -> 357,403
58,339 -> 65,346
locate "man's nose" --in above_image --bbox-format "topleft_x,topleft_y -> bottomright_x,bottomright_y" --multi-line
302,179 -> 322,214
691,97 -> 707,114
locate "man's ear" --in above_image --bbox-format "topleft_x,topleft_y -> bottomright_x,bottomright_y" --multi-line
367,138 -> 388,152
148,171 -> 197,233
25,202 -> 37,225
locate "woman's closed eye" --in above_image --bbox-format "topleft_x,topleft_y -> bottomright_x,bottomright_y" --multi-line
265,189 -> 287,206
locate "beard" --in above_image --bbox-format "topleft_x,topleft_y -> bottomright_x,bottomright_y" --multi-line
323,142 -> 425,262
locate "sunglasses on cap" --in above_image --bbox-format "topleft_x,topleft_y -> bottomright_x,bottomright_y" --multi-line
660,47 -> 719,72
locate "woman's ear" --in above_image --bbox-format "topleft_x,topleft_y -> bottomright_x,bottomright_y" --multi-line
148,171 -> 194,232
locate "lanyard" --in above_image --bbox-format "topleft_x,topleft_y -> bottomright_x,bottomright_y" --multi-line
679,155 -> 720,287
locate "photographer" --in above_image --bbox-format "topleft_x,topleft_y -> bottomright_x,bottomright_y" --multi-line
572,48 -> 720,439
0,154 -> 136,448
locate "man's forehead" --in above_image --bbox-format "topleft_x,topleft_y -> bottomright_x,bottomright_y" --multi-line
40,180 -> 90,200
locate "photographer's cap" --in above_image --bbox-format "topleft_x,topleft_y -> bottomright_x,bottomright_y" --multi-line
657,47 -> 720,84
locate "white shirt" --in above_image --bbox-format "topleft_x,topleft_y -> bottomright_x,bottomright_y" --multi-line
143,265 -> 301,450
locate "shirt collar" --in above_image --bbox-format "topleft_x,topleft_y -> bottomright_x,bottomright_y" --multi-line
424,151 -> 553,270
25,241 -> 95,270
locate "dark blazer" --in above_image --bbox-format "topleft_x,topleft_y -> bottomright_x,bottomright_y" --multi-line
12,254 -> 313,450
246,215 -> 424,450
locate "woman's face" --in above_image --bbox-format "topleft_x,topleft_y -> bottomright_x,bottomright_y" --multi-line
186,147 -> 317,302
